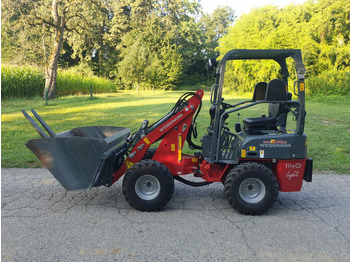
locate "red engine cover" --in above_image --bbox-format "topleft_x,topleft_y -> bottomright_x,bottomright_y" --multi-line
276,159 -> 307,192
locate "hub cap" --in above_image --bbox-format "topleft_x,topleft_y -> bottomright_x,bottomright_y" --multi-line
239,178 -> 266,204
135,175 -> 161,200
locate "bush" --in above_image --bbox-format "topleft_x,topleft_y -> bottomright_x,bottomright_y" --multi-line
307,70 -> 350,96
1,65 -> 117,99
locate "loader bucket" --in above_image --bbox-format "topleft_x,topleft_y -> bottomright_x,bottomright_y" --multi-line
23,110 -> 130,190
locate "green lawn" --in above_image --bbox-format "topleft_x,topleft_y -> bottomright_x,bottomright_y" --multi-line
1,90 -> 349,173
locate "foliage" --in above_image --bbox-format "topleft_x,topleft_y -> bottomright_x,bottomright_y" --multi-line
307,70 -> 350,96
1,66 -> 116,98
1,0 -> 235,92
118,15 -> 183,91
3,0 -> 350,94
218,0 -> 350,95
1,0 -> 116,99
114,0 -> 199,90
199,6 -> 236,58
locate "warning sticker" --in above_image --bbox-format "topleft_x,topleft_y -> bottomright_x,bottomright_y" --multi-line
143,137 -> 150,145
126,161 -> 134,169
260,150 -> 264,158
241,149 -> 246,158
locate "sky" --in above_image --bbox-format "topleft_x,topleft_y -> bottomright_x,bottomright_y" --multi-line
200,0 -> 308,17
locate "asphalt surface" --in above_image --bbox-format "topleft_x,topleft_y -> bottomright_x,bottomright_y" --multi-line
2,168 -> 350,261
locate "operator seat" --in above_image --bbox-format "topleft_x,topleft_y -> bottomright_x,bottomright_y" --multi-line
252,82 -> 267,101
243,79 -> 289,135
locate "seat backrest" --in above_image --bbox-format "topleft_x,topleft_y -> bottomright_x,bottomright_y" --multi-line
268,103 -> 282,118
252,82 -> 267,101
265,79 -> 288,102
266,79 -> 289,125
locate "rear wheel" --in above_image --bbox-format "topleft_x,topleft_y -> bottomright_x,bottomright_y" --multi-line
122,159 -> 174,211
224,162 -> 279,215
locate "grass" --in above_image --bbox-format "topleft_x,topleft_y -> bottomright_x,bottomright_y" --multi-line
1,90 -> 350,173
304,97 -> 350,173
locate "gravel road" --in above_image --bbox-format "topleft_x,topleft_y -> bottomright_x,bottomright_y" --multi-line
2,168 -> 350,261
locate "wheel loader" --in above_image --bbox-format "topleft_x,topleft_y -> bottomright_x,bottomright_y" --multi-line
23,49 -> 313,215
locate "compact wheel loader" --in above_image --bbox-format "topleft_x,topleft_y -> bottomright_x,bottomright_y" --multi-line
23,49 -> 312,215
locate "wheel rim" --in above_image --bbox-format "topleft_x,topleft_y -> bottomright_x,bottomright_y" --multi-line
239,177 -> 266,204
135,175 -> 161,200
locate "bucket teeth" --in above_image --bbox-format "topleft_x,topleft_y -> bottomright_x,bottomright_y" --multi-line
31,109 -> 56,137
21,110 -> 49,138
22,110 -> 56,138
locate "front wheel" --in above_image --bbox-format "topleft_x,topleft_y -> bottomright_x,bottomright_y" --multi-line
224,162 -> 279,215
122,160 -> 174,211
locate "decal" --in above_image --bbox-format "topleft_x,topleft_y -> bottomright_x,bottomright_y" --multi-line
241,149 -> 246,158
260,140 -> 291,148
285,163 -> 302,169
260,150 -> 264,158
300,83 -> 305,91
171,144 -> 176,151
286,171 -> 299,180
143,137 -> 150,145
249,146 -> 256,151
126,161 -> 134,169
159,113 -> 184,132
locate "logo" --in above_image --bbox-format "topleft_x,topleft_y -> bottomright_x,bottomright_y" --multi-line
159,113 -> 184,132
260,140 -> 291,148
286,171 -> 299,180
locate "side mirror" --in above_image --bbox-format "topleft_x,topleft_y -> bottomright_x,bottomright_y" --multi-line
207,57 -> 218,71
141,120 -> 149,130
208,57 -> 218,67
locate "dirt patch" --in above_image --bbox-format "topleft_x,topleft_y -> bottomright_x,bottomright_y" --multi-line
322,120 -> 336,125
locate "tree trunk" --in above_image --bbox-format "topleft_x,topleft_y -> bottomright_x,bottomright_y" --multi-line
43,0 -> 65,100
98,22 -> 104,77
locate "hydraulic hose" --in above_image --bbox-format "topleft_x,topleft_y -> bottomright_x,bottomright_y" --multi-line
174,175 -> 212,187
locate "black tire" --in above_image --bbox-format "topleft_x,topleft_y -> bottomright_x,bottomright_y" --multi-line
122,159 -> 174,211
224,162 -> 279,215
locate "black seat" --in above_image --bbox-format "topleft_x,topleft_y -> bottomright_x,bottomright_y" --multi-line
252,82 -> 267,101
243,79 -> 289,134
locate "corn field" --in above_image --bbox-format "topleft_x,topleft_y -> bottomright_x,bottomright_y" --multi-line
1,66 -> 117,99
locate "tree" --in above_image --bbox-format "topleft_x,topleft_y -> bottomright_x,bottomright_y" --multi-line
1,0 -> 50,68
1,0 -> 109,99
2,0 -> 240,91
118,15 -> 183,91
118,34 -> 148,93
145,41 -> 183,90
199,6 -> 236,58
114,0 -> 196,90
217,0 -> 350,92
